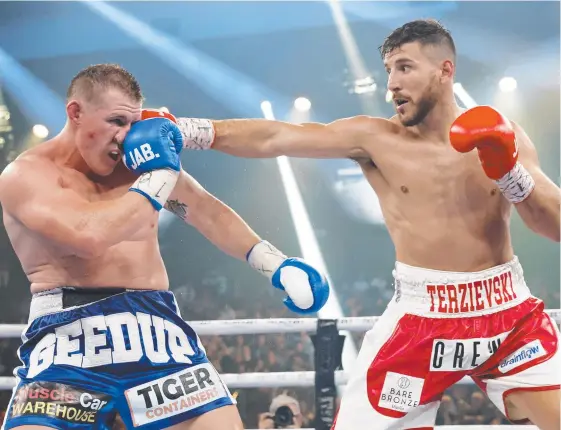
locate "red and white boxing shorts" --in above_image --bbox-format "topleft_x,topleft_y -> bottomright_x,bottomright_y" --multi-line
333,257 -> 560,430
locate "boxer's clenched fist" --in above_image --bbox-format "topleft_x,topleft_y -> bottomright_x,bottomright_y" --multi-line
247,241 -> 330,314
450,106 -> 535,203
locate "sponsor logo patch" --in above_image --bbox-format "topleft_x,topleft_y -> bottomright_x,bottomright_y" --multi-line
499,340 -> 547,373
378,372 -> 424,413
430,332 -> 510,372
8,381 -> 110,424
125,362 -> 228,426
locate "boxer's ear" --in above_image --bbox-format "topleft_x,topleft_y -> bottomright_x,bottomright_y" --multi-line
66,100 -> 82,125
440,59 -> 455,82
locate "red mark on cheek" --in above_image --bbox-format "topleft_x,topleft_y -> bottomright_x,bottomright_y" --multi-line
87,131 -> 96,140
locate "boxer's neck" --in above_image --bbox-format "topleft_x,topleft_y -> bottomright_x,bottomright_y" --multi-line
54,124 -> 93,176
412,92 -> 461,143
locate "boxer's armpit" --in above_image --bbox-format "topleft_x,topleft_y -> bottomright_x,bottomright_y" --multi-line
165,199 -> 189,221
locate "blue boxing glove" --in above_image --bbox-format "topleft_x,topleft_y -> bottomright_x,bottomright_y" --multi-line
247,241 -> 330,314
122,118 -> 184,210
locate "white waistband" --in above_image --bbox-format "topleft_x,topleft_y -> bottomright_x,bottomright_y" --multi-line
28,288 -> 137,323
29,288 -> 65,322
391,257 -> 531,316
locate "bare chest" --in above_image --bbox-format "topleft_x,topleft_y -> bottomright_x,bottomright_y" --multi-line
366,141 -> 502,211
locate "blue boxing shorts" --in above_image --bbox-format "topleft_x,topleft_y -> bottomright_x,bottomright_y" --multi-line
2,288 -> 236,430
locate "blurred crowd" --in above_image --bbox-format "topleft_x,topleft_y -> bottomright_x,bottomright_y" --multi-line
0,272 -> 559,428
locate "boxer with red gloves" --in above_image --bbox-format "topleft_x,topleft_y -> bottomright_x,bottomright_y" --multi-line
159,19 -> 560,430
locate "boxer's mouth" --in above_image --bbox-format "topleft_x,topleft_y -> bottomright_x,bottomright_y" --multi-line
395,98 -> 408,107
108,150 -> 120,161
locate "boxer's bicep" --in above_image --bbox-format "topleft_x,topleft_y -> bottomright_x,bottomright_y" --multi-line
514,122 -> 557,188
512,122 -> 560,241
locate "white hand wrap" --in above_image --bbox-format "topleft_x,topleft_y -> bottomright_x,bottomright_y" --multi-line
495,162 -> 535,204
130,169 -> 179,211
247,241 -> 287,280
177,117 -> 215,150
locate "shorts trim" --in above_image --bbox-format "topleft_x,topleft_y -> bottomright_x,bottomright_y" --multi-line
502,384 -> 561,423
128,396 -> 235,430
3,415 -> 68,430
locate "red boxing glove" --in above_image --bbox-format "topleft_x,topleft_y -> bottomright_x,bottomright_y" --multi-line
450,106 -> 517,180
450,106 -> 534,203
141,109 -> 177,123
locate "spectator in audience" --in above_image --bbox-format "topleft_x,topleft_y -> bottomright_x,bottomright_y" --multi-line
258,393 -> 304,429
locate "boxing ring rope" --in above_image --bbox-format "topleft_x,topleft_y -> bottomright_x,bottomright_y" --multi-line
1,309 -> 560,337
0,314 -> 557,429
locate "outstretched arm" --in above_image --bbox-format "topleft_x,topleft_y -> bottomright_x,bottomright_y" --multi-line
141,109 -> 386,159
512,123 -> 560,242
209,117 -> 371,159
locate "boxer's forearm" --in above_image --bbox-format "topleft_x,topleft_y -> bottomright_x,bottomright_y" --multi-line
165,174 -> 260,260
212,119 -> 336,158
189,198 -> 261,260
211,119 -> 281,157
515,175 -> 561,242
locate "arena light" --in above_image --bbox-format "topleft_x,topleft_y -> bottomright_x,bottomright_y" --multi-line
385,89 -> 393,103
293,97 -> 311,112
0,47 -> 65,133
32,124 -> 49,139
453,82 -> 478,109
260,100 -> 274,119
498,76 -> 517,93
352,76 -> 376,95
260,102 -> 358,372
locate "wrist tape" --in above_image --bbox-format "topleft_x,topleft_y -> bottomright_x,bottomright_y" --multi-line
496,162 -> 535,204
177,117 -> 215,150
130,169 -> 179,211
247,241 -> 287,280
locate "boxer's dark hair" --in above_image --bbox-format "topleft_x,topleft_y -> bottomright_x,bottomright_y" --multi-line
380,19 -> 456,60
67,64 -> 143,103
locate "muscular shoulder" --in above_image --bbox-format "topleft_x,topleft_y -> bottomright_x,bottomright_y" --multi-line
0,153 -> 61,204
329,115 -> 396,136
2,150 -> 59,181
328,115 -> 398,160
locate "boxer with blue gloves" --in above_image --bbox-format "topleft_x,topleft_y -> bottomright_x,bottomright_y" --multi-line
0,64 -> 329,430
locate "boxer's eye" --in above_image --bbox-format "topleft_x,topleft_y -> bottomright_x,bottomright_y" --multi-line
110,118 -> 125,126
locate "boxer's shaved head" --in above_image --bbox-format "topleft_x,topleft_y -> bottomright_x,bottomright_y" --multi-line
67,63 -> 143,104
380,19 -> 456,63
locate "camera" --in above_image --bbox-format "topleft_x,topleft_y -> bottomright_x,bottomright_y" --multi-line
273,405 -> 294,428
